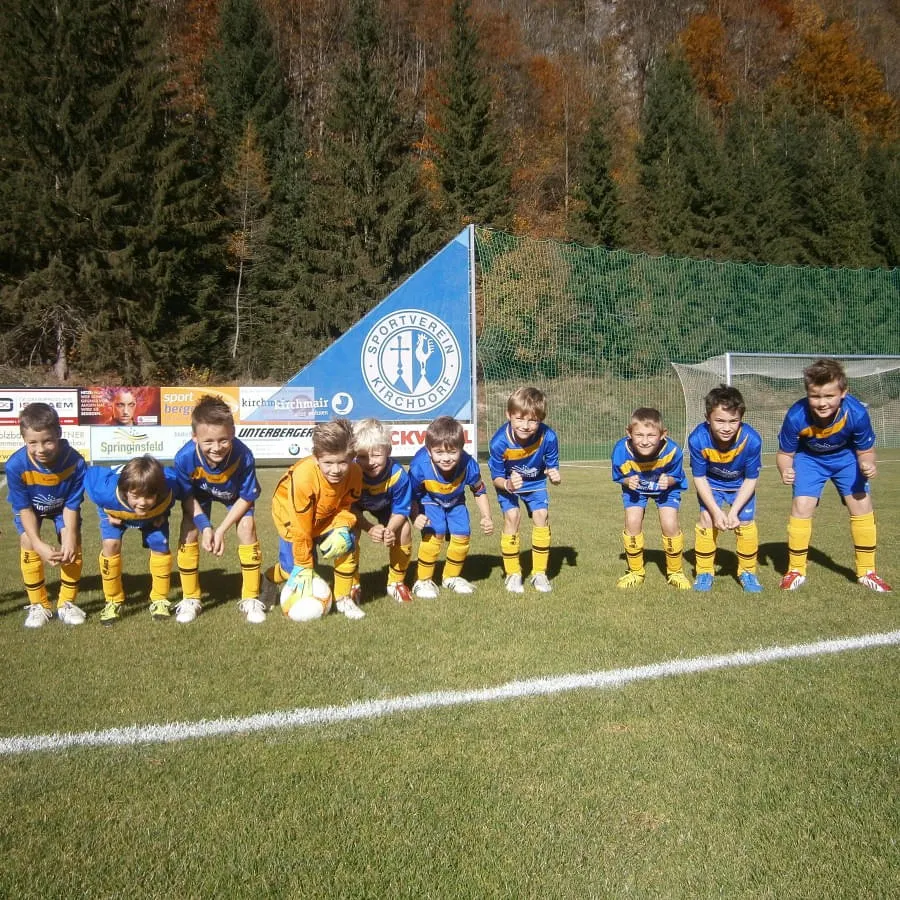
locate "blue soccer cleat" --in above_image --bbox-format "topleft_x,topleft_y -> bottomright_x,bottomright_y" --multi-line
739,571 -> 763,593
693,573 -> 714,592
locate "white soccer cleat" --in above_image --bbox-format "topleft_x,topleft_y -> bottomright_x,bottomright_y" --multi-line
175,598 -> 202,624
413,579 -> 439,599
56,601 -> 86,626
529,573 -> 552,593
335,596 -> 366,619
504,573 -> 524,594
238,597 -> 267,624
858,571 -> 892,593
24,604 -> 53,629
442,576 -> 475,594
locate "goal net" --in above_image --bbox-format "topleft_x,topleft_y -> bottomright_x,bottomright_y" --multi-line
673,354 -> 900,452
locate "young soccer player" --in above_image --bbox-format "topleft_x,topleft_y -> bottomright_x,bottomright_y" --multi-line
351,418 -> 414,604
6,402 -> 87,628
488,387 -> 561,594
85,455 -> 184,624
777,358 -> 891,592
173,395 -> 264,624
267,418 -> 365,620
407,416 -> 494,598
611,408 -> 690,589
688,385 -> 764,593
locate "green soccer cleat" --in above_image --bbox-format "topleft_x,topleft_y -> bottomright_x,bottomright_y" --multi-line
149,599 -> 172,620
100,601 -> 123,626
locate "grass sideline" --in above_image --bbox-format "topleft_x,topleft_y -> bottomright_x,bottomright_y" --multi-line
1,456 -> 898,898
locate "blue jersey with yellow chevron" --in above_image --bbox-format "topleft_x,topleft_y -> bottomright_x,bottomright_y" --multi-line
408,447 -> 485,510
173,437 -> 261,507
611,436 -> 688,494
778,394 -> 876,457
688,422 -> 763,490
85,465 -> 182,530
5,439 -> 86,519
487,421 -> 559,493
358,459 -> 412,517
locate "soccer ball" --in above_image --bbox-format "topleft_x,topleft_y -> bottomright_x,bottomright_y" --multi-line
281,575 -> 333,622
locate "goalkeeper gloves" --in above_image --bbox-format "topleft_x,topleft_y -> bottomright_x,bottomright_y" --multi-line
318,527 -> 354,561
280,565 -> 314,605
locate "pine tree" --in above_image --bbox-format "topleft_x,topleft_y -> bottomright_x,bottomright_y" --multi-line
569,102 -> 624,248
865,140 -> 900,267
430,0 -> 512,230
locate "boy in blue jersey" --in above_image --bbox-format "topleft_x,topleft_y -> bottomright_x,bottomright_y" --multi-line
488,387 -> 561,594
351,418 -> 414,604
173,396 -> 264,624
6,403 -> 87,628
688,385 -> 764,593
777,358 -> 891,592
611,408 -> 690,589
408,416 -> 493,598
85,455 -> 184,624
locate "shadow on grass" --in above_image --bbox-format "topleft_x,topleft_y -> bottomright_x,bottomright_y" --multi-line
758,541 -> 857,583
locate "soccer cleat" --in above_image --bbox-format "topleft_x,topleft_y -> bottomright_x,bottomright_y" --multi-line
504,573 -> 524,594
238,597 -> 267,624
858,571 -> 892,593
667,572 -> 692,590
530,572 -> 552,593
24,604 -> 53,629
56,601 -> 87,626
780,570 -> 806,591
149,599 -> 172,620
350,583 -> 362,605
387,582 -> 413,604
413,579 -> 439,599
739,572 -> 763,593
175,598 -> 202,624
617,571 -> 645,589
335,596 -> 366,619
100,601 -> 123,625
693,573 -> 714,592
442,576 -> 475,594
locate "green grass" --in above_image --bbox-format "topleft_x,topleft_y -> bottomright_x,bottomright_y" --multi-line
1,457 -> 899,898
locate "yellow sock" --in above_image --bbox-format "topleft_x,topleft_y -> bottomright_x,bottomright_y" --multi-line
149,552 -> 172,602
58,549 -> 83,606
20,549 -> 49,608
99,552 -> 125,604
694,525 -> 717,576
531,525 -> 551,575
388,543 -> 412,585
662,532 -> 685,575
238,542 -> 262,599
501,533 -> 521,576
333,551 -> 356,599
623,531 -> 645,574
177,542 -> 201,599
416,533 -> 443,582
443,535 -> 470,579
735,521 -> 759,575
787,516 -> 812,575
849,512 -> 877,577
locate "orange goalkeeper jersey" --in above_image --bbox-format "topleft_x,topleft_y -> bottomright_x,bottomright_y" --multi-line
271,455 -> 361,567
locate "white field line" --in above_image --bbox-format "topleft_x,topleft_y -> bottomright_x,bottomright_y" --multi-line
2,630 -> 898,757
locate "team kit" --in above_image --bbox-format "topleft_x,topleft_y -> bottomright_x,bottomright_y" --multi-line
6,358 -> 891,629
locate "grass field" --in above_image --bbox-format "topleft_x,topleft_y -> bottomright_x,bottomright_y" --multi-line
1,456 -> 898,898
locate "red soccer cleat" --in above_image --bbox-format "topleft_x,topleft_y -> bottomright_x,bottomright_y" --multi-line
858,571 -> 892,593
780,570 -> 806,591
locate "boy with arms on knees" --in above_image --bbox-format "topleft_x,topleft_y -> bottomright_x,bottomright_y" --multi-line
351,418 -> 414,604
174,395 -> 263,624
777,358 -> 891,592
488,387 -> 561,594
688,385 -> 764,593
268,418 -> 365,619
408,416 -> 493,598
85,455 -> 184,624
611,408 -> 690,589
6,402 -> 87,628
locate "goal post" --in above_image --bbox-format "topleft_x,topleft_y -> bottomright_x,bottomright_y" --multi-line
673,354 -> 900,452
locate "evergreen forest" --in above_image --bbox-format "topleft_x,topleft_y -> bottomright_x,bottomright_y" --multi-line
1,0 -> 898,385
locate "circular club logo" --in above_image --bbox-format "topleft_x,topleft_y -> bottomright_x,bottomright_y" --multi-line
362,310 -> 462,414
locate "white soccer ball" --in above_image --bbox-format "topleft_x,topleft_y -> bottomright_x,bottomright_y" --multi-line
281,575 -> 333,622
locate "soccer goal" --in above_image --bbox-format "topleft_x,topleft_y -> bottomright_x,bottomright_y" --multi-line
673,354 -> 900,452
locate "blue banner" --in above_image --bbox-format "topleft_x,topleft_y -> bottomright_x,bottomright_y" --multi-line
244,228 -> 475,427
